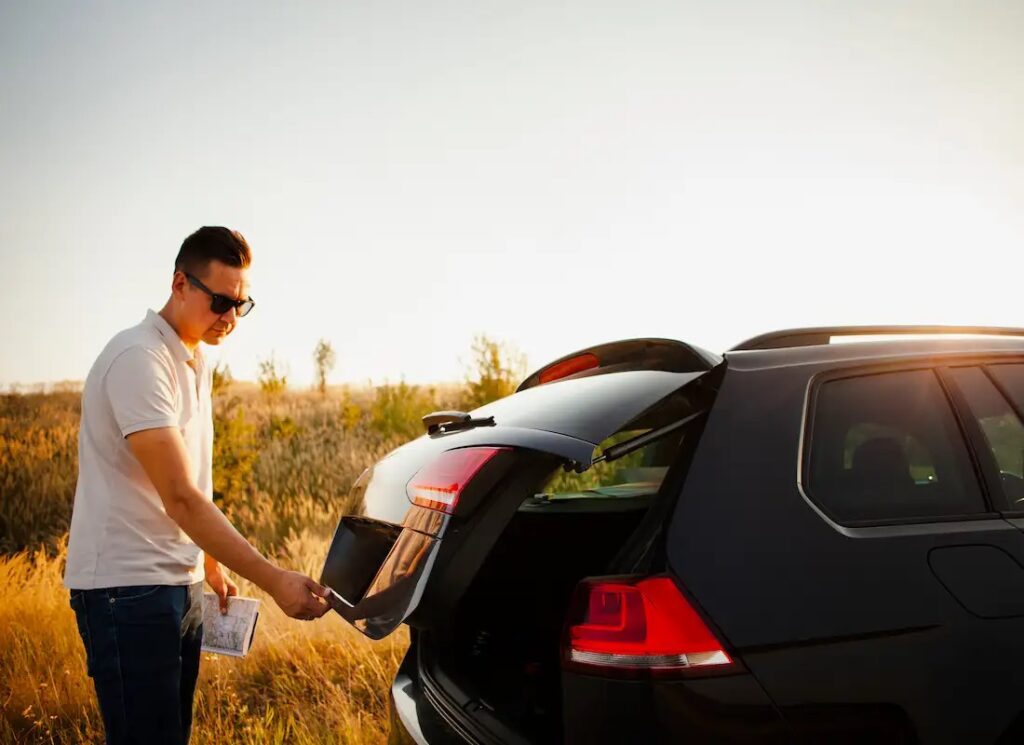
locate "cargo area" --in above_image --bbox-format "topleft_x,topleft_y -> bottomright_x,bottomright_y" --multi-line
418,496 -> 656,743
319,346 -> 725,741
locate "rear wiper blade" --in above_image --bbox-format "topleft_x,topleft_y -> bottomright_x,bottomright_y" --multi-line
422,410 -> 496,435
579,409 -> 707,471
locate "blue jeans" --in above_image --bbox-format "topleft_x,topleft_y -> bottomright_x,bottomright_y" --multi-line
69,582 -> 204,745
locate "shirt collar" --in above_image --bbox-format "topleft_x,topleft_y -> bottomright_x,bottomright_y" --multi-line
145,310 -> 196,365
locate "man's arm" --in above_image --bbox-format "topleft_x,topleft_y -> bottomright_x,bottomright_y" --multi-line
126,426 -> 328,620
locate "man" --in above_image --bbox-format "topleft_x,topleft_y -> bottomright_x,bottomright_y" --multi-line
64,227 -> 329,745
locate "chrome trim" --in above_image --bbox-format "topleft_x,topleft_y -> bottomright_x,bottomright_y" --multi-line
569,649 -> 731,668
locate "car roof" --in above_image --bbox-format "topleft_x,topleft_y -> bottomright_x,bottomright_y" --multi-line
726,335 -> 1024,372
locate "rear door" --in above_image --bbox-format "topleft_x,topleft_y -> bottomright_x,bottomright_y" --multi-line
320,339 -> 721,639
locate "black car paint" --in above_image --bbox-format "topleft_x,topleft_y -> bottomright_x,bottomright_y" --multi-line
327,336 -> 1024,743
666,348 -> 1024,744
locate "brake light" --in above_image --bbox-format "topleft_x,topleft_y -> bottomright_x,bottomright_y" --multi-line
406,447 -> 507,514
564,576 -> 734,677
538,353 -> 599,385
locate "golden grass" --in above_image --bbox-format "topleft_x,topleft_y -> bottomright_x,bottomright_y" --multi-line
0,392 -> 81,554
0,345 -> 523,743
0,385 -> 434,743
0,534 -> 408,744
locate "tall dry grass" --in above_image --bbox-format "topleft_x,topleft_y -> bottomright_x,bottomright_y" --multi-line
0,392 -> 80,554
0,384 -> 445,743
0,337 -> 525,742
0,534 -> 407,744
0,382 -> 463,555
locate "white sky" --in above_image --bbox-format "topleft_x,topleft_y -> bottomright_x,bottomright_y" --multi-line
2,1 -> 1023,388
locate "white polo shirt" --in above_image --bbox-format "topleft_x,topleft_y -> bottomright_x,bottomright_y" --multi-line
64,310 -> 213,589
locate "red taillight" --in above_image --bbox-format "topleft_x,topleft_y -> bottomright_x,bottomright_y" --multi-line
564,576 -> 734,677
406,447 -> 507,514
538,353 -> 599,385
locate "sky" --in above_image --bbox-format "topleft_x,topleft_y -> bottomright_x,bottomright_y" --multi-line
2,1 -> 1023,389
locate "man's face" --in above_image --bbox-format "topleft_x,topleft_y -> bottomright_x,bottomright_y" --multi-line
175,261 -> 252,346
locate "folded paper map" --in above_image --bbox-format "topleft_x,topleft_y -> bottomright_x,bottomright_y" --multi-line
201,593 -> 260,657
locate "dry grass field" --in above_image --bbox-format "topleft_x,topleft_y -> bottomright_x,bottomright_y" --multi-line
0,338 -> 523,743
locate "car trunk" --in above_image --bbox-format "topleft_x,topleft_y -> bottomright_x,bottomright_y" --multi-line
419,497 -> 656,743
320,340 -> 723,738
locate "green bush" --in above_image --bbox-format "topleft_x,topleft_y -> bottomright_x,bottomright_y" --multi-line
461,334 -> 526,411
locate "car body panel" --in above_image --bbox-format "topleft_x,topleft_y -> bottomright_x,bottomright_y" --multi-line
332,332 -> 1024,743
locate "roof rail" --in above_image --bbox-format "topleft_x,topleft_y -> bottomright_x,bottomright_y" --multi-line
730,326 -> 1024,352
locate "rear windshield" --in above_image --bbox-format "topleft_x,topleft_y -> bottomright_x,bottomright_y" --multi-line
538,428 -> 685,500
532,384 -> 704,501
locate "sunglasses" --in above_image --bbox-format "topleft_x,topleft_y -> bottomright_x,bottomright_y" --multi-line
185,273 -> 256,317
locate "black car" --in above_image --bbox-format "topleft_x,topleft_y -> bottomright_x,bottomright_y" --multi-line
320,326 -> 1024,744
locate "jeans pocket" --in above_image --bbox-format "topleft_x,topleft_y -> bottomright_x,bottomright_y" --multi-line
69,592 -> 94,676
109,584 -> 163,602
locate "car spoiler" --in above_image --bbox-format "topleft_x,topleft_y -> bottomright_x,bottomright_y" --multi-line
517,338 -> 722,392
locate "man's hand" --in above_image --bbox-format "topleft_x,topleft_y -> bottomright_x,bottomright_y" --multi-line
269,569 -> 331,621
205,556 -> 239,615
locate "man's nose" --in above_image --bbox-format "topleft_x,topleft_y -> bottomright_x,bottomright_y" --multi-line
221,306 -> 238,323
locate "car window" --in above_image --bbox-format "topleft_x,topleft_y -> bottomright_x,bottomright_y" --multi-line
535,379 -> 710,501
988,363 -> 1024,412
807,369 -> 985,524
843,423 -> 936,483
539,428 -> 685,499
947,366 -> 1024,509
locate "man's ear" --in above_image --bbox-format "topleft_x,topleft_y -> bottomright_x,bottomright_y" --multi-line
171,270 -> 188,300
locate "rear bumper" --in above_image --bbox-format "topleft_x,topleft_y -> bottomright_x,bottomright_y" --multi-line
389,637 -> 790,745
389,670 -> 435,745
388,648 -> 481,745
389,637 -> 537,745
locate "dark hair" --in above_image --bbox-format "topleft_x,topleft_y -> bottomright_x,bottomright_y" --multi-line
175,226 -> 252,278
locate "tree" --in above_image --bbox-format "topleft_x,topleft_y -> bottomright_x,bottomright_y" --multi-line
257,353 -> 288,398
313,339 -> 336,395
461,334 -> 527,411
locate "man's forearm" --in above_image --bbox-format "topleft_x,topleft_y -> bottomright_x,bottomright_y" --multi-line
204,552 -> 225,578
169,489 -> 279,592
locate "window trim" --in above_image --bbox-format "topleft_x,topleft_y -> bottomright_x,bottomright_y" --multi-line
934,366 -> 1003,510
798,360 -> 1001,530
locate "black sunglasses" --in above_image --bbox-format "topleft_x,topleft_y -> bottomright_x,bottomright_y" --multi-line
184,273 -> 255,317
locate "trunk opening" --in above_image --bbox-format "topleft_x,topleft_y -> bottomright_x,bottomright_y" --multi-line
410,373 -> 721,743
421,500 -> 653,744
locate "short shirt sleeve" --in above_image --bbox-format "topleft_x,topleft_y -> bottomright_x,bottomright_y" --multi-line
105,346 -> 179,437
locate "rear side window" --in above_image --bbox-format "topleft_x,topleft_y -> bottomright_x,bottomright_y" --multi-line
807,369 -> 985,524
946,366 -> 1024,509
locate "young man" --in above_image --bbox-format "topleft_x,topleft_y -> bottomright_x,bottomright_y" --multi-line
64,227 -> 329,745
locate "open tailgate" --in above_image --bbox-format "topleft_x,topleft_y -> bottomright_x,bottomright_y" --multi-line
320,339 -> 721,639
